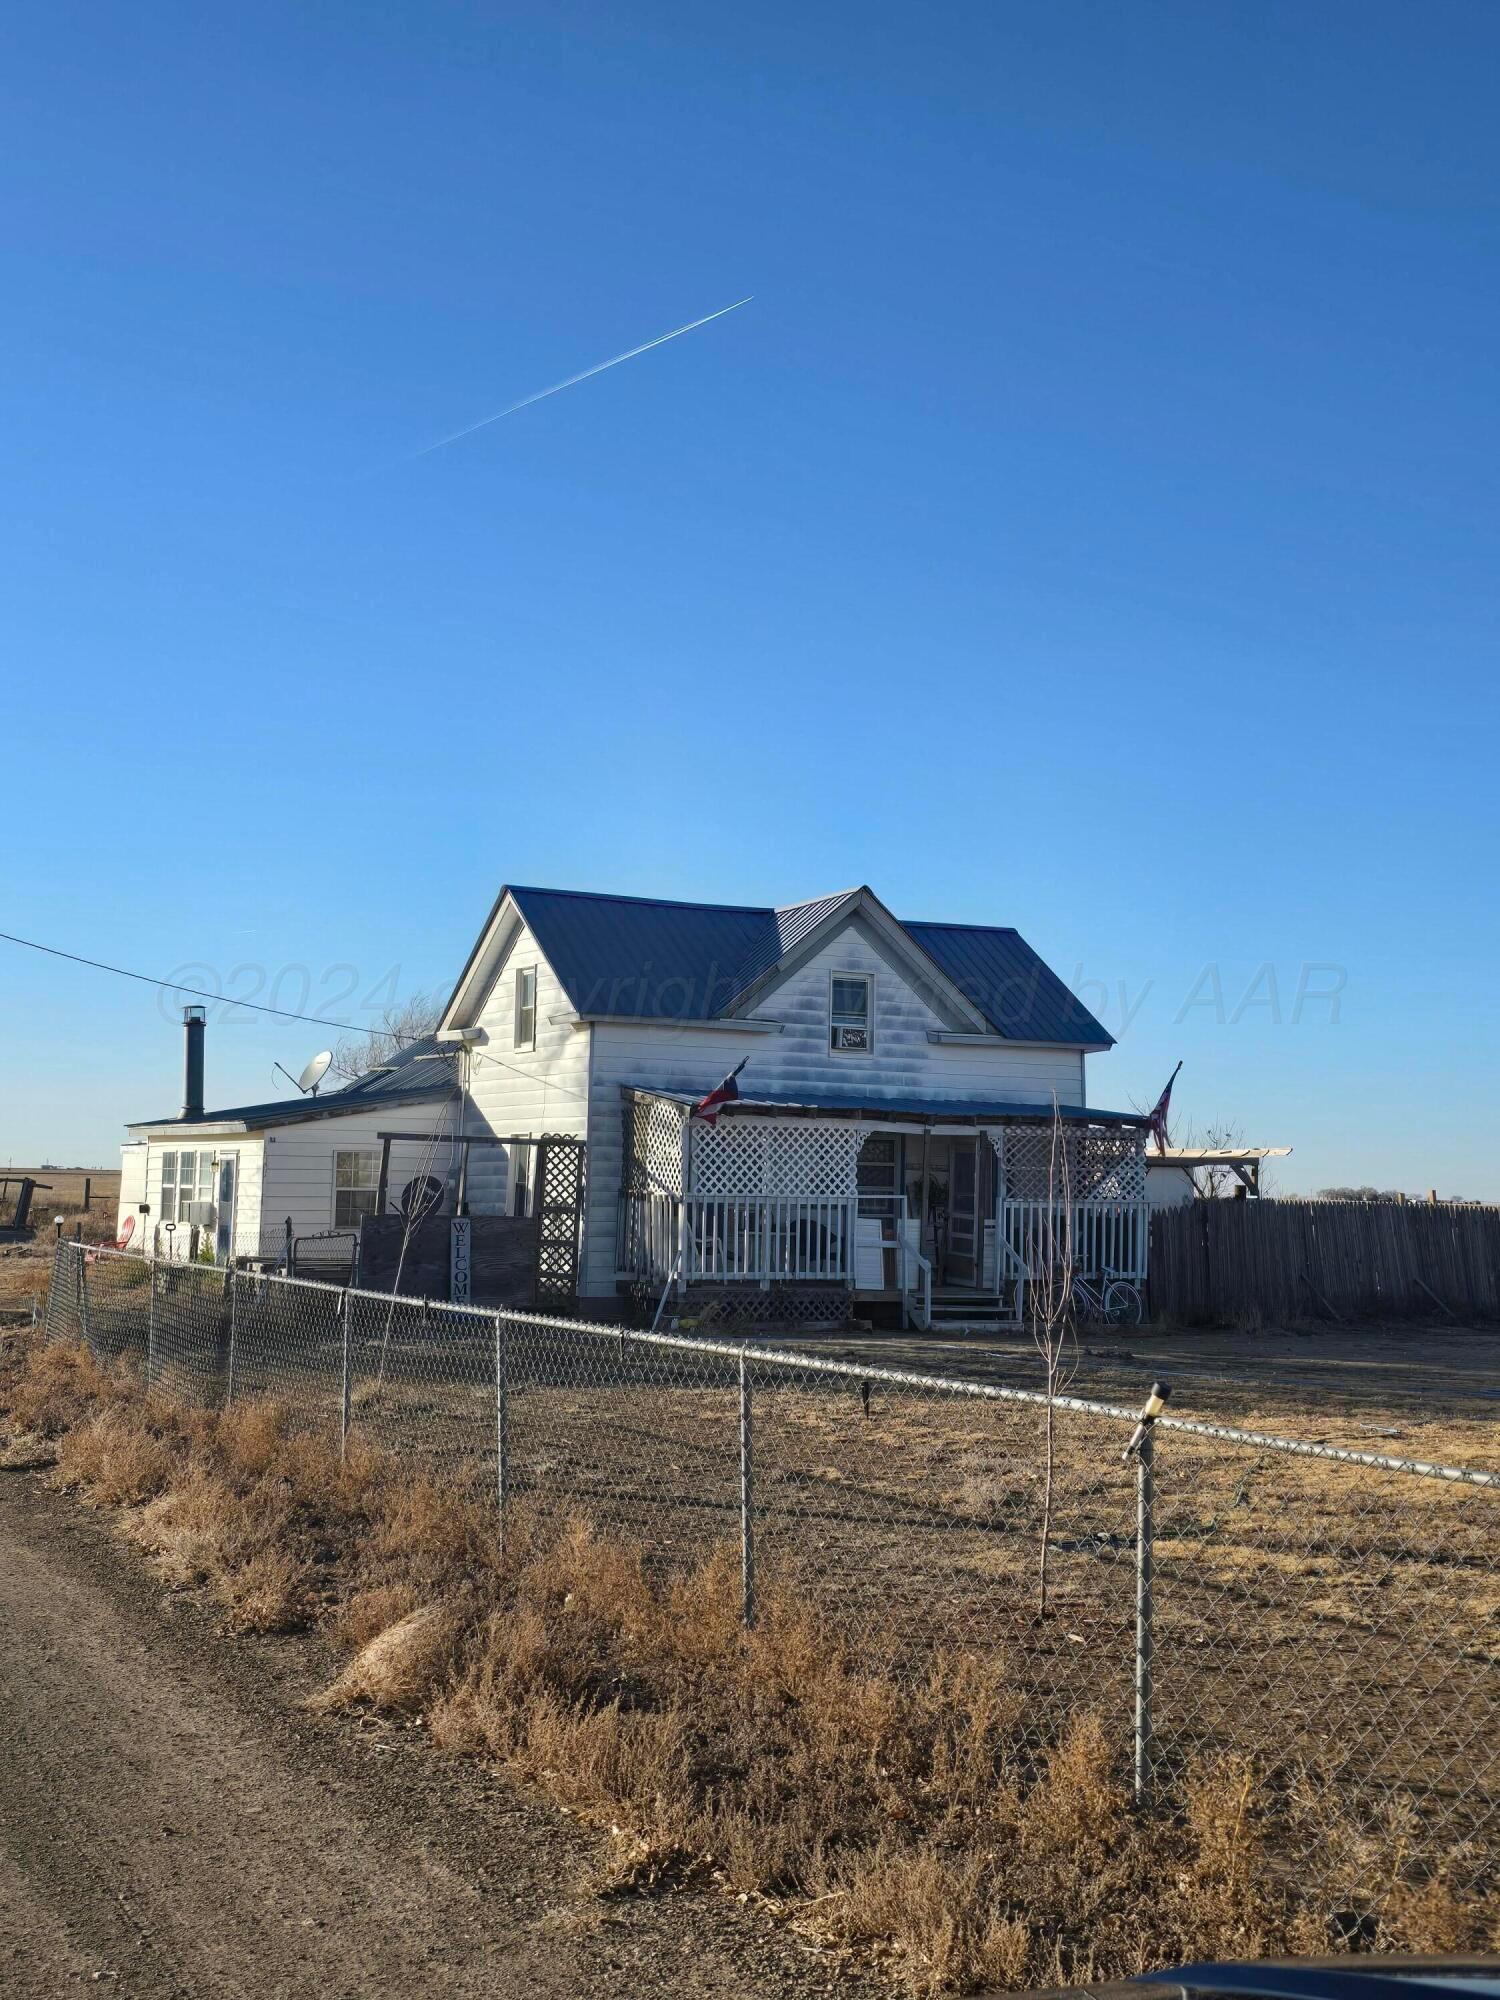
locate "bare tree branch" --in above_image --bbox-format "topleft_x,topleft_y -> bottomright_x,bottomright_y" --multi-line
1031,1093 -> 1077,1621
329,990 -> 444,1082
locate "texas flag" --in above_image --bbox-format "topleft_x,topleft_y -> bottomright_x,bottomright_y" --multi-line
692,1059 -> 747,1126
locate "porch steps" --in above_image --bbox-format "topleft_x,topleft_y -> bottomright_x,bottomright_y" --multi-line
922,1287 -> 1022,1333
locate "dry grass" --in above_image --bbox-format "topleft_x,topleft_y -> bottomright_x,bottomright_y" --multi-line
5,1326 -> 1498,1994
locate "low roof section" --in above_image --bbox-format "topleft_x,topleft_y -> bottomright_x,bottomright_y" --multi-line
630,1084 -> 1148,1130
126,1038 -> 459,1135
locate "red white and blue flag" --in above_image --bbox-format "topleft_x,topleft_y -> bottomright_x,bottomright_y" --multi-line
1147,1059 -> 1182,1155
692,1059 -> 747,1126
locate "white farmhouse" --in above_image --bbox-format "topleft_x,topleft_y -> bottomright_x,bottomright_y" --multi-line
436,883 -> 1150,1329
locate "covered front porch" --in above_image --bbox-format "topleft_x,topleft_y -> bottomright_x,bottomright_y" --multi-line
616,1088 -> 1149,1330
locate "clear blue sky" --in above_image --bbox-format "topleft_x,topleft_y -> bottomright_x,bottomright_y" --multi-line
4,2 -> 1497,1195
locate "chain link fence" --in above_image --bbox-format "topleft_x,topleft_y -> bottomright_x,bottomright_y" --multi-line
44,1242 -> 1500,1862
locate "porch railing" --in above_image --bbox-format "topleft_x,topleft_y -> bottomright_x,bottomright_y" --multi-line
1000,1198 -> 1149,1296
617,1187 -> 681,1284
683,1194 -> 858,1284
620,1190 -> 1149,1318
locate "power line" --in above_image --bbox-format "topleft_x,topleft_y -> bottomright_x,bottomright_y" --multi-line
0,928 -> 402,1035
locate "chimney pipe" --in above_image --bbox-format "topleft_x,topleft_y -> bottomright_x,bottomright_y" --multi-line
182,1005 -> 206,1119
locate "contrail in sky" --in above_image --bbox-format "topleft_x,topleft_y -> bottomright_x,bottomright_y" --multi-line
408,295 -> 753,462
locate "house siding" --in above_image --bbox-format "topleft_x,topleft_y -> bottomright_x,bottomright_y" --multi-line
258,1101 -> 458,1245
581,914 -> 1093,1297
462,916 -> 591,1218
116,1143 -> 148,1245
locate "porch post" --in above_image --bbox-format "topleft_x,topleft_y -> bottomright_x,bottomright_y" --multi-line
918,1127 -> 931,1270
989,1129 -> 1004,1297
679,1110 -> 692,1298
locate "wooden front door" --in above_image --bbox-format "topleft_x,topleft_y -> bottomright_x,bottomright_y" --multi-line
945,1138 -> 979,1284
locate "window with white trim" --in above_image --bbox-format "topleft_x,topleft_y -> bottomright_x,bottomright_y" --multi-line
514,966 -> 537,1050
830,972 -> 873,1053
159,1149 -> 215,1224
333,1149 -> 380,1229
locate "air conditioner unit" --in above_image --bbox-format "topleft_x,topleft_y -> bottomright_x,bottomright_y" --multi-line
184,1201 -> 216,1226
832,1024 -> 869,1052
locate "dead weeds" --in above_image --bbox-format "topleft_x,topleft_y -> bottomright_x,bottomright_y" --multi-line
4,1324 -> 1498,1994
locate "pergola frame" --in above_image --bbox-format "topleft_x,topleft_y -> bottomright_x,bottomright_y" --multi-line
1150,1147 -> 1291,1197
375,1129 -> 550,1217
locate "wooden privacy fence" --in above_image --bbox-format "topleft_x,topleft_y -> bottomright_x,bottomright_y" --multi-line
1149,1199 -> 1500,1324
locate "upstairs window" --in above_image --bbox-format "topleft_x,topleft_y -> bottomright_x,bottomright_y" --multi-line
830,972 -> 873,1054
334,1149 -> 380,1229
514,966 -> 537,1050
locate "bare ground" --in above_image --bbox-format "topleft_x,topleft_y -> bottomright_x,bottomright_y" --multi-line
0,1467 -> 871,2000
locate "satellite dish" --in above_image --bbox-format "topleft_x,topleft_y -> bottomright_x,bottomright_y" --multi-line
298,1050 -> 333,1096
399,1174 -> 444,1223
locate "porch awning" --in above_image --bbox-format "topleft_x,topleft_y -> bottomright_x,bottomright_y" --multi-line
632,1085 -> 1148,1129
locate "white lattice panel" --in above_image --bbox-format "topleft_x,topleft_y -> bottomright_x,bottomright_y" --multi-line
770,1120 -> 862,1194
644,1095 -> 685,1195
994,1120 -> 1145,1201
1000,1122 -> 1063,1200
1076,1127 -> 1146,1201
690,1117 -> 862,1196
691,1119 -> 766,1194
627,1092 -> 685,1196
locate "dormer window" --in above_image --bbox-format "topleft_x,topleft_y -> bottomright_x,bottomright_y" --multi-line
830,972 -> 872,1053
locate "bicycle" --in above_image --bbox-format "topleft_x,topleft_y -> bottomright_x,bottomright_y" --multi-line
1069,1266 -> 1144,1327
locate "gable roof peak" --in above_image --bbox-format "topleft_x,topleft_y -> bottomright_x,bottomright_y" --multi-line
444,880 -> 1112,1047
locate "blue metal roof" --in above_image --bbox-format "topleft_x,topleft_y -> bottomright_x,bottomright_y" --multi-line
904,921 -> 1112,1045
128,1037 -> 459,1132
508,885 -> 1112,1046
508,887 -> 771,1021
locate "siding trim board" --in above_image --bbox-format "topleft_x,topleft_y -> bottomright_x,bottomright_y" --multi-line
557,1014 -> 784,1035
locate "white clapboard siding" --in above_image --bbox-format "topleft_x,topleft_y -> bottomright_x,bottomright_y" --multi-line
259,1101 -> 457,1244
229,1139 -> 266,1255
117,1143 -> 148,1244
461,915 -> 590,1217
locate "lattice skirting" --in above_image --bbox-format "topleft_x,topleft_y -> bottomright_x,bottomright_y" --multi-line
679,1283 -> 853,1334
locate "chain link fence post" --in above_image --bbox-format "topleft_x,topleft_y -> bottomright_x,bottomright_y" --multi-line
340,1290 -> 352,1459
1126,1381 -> 1169,1803
494,1312 -> 509,1550
1134,1421 -> 1154,1801
146,1256 -> 157,1388
226,1271 -> 238,1409
77,1246 -> 91,1353
740,1348 -> 756,1629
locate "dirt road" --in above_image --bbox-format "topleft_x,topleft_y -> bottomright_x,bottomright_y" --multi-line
0,1472 -> 861,2000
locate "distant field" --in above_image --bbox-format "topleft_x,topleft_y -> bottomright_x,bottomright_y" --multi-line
1,1168 -> 120,1216
1,1169 -> 120,1251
